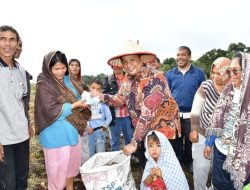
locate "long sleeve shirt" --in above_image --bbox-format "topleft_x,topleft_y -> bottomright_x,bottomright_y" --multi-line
88,102 -> 112,129
165,65 -> 205,113
104,67 -> 181,143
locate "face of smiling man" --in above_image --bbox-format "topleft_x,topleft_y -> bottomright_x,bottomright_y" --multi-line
120,54 -> 143,76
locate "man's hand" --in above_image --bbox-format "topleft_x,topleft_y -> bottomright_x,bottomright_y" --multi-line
90,91 -> 104,102
204,145 -> 212,160
123,143 -> 137,156
0,144 -> 4,162
88,128 -> 94,135
189,131 -> 199,143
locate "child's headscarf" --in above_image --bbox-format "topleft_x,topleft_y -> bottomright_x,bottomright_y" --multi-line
140,130 -> 189,190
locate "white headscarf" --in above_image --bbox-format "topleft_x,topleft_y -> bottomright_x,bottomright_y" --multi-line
140,131 -> 189,190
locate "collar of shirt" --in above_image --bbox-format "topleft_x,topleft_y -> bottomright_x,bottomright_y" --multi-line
178,64 -> 191,75
0,57 -> 18,68
115,74 -> 124,80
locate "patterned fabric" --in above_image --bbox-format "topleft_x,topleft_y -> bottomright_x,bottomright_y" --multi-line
140,131 -> 189,190
146,177 -> 167,190
207,53 -> 250,190
200,81 -> 220,130
35,51 -> 91,135
191,80 -> 220,136
104,67 -> 181,142
210,57 -> 231,85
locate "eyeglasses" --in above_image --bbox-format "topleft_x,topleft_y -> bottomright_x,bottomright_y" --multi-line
226,68 -> 242,77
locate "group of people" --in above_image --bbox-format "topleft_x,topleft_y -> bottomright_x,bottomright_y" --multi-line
0,24 -> 249,190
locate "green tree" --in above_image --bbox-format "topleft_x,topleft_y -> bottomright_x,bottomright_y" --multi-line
96,73 -> 106,83
228,42 -> 246,54
161,57 -> 176,72
194,48 -> 228,78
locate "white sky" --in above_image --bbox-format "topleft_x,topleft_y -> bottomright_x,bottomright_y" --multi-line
1,0 -> 250,81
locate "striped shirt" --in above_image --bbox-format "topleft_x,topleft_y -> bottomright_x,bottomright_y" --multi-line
200,80 -> 220,130
191,80 -> 220,136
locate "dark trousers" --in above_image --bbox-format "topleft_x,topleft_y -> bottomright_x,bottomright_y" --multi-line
179,118 -> 193,166
0,140 -> 29,190
169,136 -> 183,163
135,141 -> 147,169
212,145 -> 235,190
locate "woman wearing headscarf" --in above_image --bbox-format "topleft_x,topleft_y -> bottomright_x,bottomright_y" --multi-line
204,52 -> 250,190
69,58 -> 90,164
190,57 -> 231,190
68,58 -> 89,91
35,51 -> 91,190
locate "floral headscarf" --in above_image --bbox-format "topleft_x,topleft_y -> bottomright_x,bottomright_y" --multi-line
35,51 -> 91,135
210,57 -> 231,85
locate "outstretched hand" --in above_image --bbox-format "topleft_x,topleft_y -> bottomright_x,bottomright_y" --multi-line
123,143 -> 137,156
90,91 -> 104,102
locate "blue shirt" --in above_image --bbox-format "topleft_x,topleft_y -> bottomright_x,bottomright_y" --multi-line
165,65 -> 205,112
39,75 -> 80,149
88,102 -> 112,129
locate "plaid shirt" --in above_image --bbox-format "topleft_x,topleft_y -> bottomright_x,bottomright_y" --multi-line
114,76 -> 129,118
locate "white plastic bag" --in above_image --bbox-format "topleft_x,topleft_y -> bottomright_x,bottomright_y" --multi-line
80,151 -> 136,190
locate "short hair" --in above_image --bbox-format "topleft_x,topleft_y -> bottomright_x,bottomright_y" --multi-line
147,132 -> 160,144
49,51 -> 69,75
89,78 -> 103,88
0,25 -> 20,42
178,46 -> 191,56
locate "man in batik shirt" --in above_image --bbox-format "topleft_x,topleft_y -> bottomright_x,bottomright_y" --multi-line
92,41 -> 181,167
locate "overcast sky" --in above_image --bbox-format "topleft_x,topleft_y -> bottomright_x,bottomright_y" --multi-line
1,0 -> 250,81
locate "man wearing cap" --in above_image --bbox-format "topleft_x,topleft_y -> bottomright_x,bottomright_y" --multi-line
92,41 -> 181,167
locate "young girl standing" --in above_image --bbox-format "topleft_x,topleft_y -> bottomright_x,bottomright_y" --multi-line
141,131 -> 189,190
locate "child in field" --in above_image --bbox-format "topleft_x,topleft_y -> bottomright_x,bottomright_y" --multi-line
87,79 -> 112,157
141,131 -> 189,190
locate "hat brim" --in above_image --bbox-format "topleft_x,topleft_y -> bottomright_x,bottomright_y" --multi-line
108,52 -> 156,67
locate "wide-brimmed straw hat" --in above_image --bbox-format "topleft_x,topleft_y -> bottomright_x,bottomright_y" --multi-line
107,41 -> 156,67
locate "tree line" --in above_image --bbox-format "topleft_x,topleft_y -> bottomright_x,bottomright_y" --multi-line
82,42 -> 250,84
